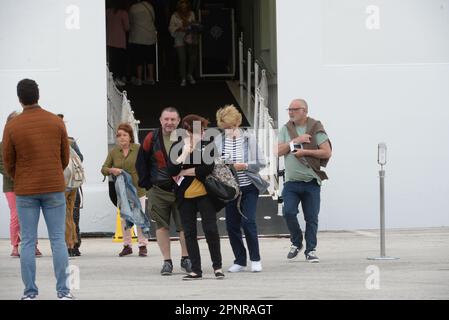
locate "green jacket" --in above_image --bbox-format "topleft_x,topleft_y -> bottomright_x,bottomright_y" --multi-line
101,143 -> 145,198
0,141 -> 14,193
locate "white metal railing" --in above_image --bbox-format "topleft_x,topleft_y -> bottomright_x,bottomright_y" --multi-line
238,34 -> 280,201
107,66 -> 140,146
255,73 -> 278,201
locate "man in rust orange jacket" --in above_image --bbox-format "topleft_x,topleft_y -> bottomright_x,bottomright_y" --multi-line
2,79 -> 73,300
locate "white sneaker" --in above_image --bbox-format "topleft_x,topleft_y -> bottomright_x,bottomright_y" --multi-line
21,294 -> 38,300
57,292 -> 75,300
251,260 -> 262,272
180,79 -> 187,87
228,264 -> 246,273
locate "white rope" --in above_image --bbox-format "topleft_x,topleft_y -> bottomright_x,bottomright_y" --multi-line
107,65 -> 140,146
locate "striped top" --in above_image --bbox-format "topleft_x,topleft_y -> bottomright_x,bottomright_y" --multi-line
223,136 -> 252,187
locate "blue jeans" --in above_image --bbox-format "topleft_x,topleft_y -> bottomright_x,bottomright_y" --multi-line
225,184 -> 261,266
16,192 -> 70,296
282,180 -> 321,255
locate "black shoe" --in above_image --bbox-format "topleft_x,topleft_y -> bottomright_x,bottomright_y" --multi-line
161,261 -> 173,276
73,248 -> 81,256
287,244 -> 303,260
214,270 -> 225,280
182,273 -> 202,281
68,249 -> 75,257
180,258 -> 192,274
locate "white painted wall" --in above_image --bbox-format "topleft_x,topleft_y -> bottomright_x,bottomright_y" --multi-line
0,0 -> 116,238
276,0 -> 449,230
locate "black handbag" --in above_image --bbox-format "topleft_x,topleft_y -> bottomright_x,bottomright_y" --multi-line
204,175 -> 237,202
203,157 -> 240,203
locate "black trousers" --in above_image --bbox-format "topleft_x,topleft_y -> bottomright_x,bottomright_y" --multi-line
109,181 -> 118,207
180,196 -> 222,275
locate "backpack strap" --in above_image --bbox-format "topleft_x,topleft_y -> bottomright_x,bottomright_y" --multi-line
78,187 -> 84,209
141,2 -> 156,26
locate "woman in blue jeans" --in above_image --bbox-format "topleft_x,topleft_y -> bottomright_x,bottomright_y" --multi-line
215,105 -> 269,273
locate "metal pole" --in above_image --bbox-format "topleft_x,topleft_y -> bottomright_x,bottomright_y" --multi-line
380,166 -> 386,257
247,49 -> 252,114
231,9 -> 236,77
368,144 -> 399,261
254,61 -> 259,131
155,33 -> 159,83
254,89 -> 259,132
262,107 -> 270,159
239,33 -> 244,87
268,122 -> 275,195
255,61 -> 259,98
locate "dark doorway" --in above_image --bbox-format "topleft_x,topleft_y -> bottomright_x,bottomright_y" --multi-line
105,0 -> 274,139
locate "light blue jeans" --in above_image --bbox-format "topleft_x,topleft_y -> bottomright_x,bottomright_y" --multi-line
16,192 -> 70,296
115,171 -> 151,236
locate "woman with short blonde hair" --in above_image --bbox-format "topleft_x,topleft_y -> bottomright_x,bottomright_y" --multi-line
215,105 -> 269,273
216,105 -> 242,129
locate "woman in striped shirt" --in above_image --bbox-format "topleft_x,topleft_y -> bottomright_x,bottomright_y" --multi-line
215,105 -> 269,273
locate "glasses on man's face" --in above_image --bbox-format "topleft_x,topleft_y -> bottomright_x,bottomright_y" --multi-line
286,107 -> 305,112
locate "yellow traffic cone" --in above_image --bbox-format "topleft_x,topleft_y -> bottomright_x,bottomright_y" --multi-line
131,226 -> 138,243
113,208 -> 138,243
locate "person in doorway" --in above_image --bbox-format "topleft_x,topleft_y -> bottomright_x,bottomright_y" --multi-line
106,0 -> 130,86
129,0 -> 158,86
215,105 -> 269,273
277,99 -> 332,263
0,111 -> 42,258
101,123 -> 149,257
169,0 -> 199,87
2,79 -> 73,300
136,107 -> 192,276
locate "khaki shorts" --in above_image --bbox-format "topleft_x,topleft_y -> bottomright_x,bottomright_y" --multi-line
147,185 -> 183,232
